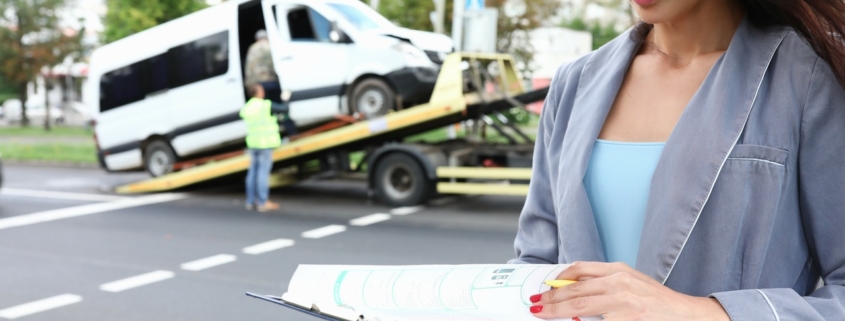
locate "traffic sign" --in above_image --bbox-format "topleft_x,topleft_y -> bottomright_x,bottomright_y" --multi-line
466,0 -> 484,10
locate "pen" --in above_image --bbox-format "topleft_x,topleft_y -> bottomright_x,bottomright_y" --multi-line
544,280 -> 577,288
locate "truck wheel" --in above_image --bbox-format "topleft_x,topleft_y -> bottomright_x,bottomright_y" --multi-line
374,153 -> 432,206
144,140 -> 176,177
350,78 -> 395,119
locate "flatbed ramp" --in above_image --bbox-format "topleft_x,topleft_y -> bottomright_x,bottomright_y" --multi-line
116,53 -> 548,194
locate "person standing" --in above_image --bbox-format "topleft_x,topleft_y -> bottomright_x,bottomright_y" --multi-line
245,30 -> 281,102
240,84 -> 291,212
512,0 -> 845,320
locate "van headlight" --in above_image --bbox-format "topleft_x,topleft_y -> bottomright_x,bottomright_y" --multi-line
392,42 -> 430,65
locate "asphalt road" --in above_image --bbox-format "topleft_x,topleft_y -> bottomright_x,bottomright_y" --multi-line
0,164 -> 526,321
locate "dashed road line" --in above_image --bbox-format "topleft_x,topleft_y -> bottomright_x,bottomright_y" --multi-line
350,213 -> 391,226
0,294 -> 82,319
99,270 -> 175,293
0,188 -> 127,202
301,225 -> 347,239
180,254 -> 237,271
242,239 -> 295,255
0,193 -> 188,230
390,205 -> 424,215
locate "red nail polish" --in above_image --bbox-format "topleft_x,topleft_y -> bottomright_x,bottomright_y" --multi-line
529,294 -> 541,303
530,305 -> 543,313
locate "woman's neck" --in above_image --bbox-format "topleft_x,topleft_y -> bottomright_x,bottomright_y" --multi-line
647,0 -> 745,66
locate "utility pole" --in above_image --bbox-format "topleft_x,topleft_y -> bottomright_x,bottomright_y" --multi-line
452,0 -> 465,51
432,0 -> 446,34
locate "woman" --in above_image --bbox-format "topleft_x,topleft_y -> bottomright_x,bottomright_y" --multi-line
510,0 -> 845,319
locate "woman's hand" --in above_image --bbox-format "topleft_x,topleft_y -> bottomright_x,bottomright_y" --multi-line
528,262 -> 730,321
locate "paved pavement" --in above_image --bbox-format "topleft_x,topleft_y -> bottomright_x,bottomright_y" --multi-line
0,165 -> 525,320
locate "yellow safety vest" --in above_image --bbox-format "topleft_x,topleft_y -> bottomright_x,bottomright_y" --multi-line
239,98 -> 282,149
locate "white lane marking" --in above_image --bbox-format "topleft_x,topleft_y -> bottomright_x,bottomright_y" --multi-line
242,239 -> 295,255
301,225 -> 347,239
0,294 -> 82,319
99,270 -> 174,293
180,254 -> 237,271
350,213 -> 391,226
0,188 -> 127,202
0,193 -> 188,230
390,206 -> 424,215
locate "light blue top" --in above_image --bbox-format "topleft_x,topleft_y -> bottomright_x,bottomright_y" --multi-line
583,139 -> 665,267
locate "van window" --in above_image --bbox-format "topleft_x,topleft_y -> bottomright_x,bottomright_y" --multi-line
288,8 -> 331,42
99,31 -> 230,113
100,62 -> 144,112
168,31 -> 230,88
147,54 -> 169,94
327,3 -> 383,31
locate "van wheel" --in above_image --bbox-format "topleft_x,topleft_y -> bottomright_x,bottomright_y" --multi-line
350,78 -> 395,119
144,141 -> 176,177
373,153 -> 432,206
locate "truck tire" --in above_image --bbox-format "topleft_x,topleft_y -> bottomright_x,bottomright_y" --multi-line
373,153 -> 433,206
350,78 -> 395,119
144,140 -> 176,177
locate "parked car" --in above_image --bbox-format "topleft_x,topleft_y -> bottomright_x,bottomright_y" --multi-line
2,99 -> 65,124
86,0 -> 453,177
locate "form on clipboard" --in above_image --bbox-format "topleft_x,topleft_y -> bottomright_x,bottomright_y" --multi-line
246,264 -> 601,321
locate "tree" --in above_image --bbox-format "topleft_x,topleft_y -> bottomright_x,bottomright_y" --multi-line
562,16 -> 622,50
373,0 -> 453,33
103,0 -> 206,43
488,0 -> 561,78
559,0 -> 635,50
0,0 -> 83,127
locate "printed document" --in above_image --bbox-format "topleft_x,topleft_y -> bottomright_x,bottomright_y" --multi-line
285,264 -> 601,321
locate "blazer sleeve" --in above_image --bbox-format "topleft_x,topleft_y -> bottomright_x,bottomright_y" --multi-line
711,58 -> 845,320
509,64 -> 571,265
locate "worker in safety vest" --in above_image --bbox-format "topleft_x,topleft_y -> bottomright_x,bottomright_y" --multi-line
240,84 -> 292,212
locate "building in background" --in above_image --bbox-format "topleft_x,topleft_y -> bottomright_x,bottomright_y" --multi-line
525,27 -> 591,114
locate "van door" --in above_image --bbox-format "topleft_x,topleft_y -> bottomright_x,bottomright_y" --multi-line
167,30 -> 246,157
262,1 -> 350,125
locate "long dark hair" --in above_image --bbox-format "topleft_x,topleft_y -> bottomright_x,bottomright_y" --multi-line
740,0 -> 845,86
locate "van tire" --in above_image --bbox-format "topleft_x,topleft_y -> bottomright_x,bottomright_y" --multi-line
350,78 -> 395,119
144,140 -> 176,177
373,153 -> 432,206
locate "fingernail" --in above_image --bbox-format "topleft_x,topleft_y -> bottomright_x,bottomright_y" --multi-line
530,305 -> 543,313
529,294 -> 541,303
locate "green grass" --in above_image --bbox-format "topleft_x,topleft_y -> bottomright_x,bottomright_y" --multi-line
0,126 -> 92,136
0,143 -> 97,163
0,125 -> 97,163
0,126 -> 92,137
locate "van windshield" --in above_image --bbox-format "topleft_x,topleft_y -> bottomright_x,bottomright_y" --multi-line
326,3 -> 392,31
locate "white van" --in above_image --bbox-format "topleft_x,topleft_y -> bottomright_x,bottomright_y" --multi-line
86,0 -> 452,176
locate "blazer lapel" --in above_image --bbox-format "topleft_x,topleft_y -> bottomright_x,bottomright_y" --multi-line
556,28 -> 642,263
636,19 -> 789,282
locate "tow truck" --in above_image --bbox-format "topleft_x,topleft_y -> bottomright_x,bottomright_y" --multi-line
116,53 -> 547,206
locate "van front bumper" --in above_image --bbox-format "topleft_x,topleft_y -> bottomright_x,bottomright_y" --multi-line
385,67 -> 439,107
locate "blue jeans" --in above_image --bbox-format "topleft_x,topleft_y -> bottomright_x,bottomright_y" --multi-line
245,148 -> 274,206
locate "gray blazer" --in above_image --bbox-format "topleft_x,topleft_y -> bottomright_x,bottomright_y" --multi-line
510,18 -> 845,320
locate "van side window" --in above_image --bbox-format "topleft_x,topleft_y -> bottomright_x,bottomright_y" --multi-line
168,31 -> 230,88
98,31 -> 230,113
100,62 -> 144,112
148,54 -> 169,94
288,8 -> 331,42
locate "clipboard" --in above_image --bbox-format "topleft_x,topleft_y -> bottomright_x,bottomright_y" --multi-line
245,292 -> 365,321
